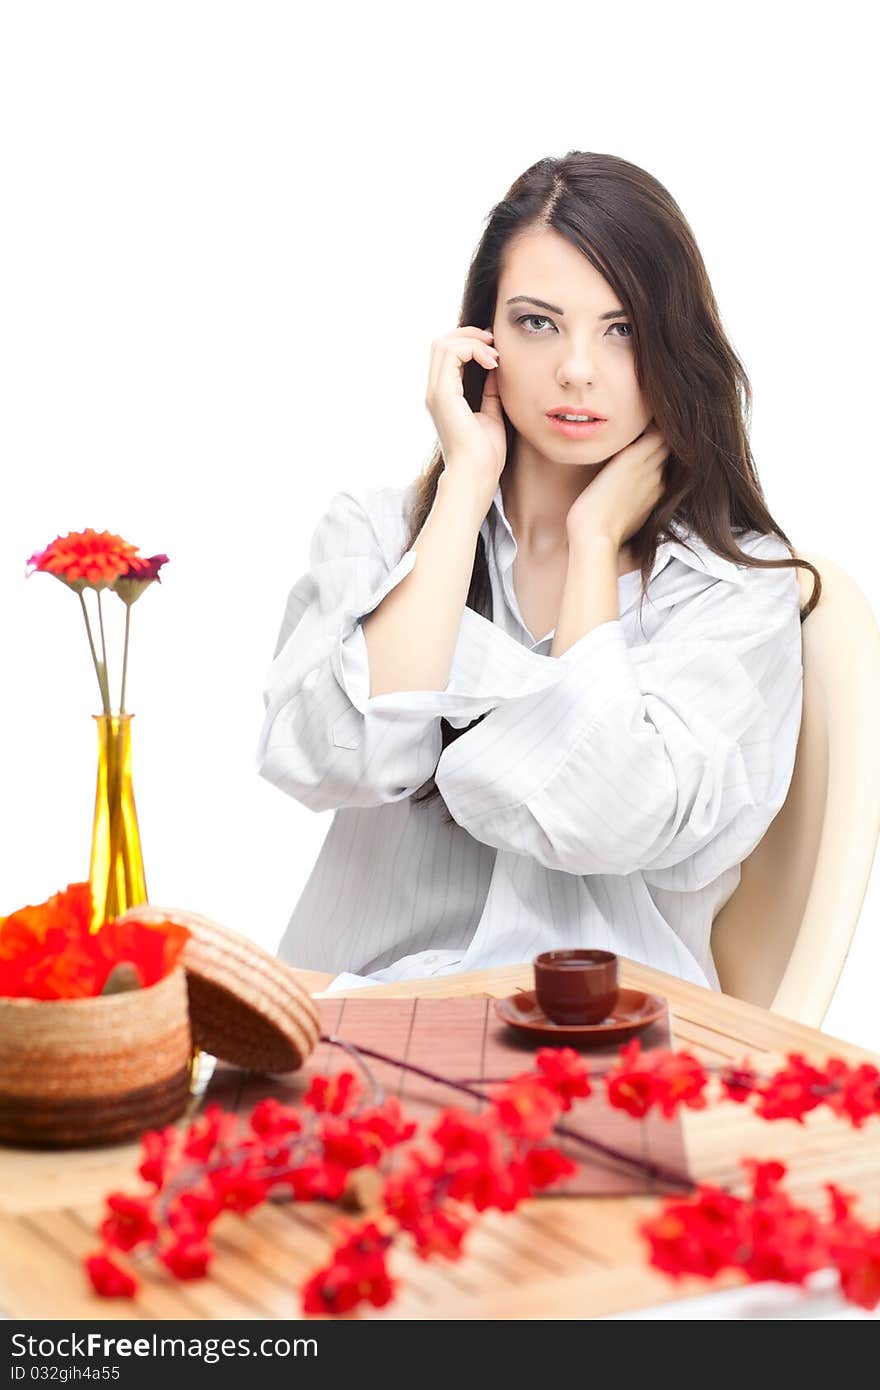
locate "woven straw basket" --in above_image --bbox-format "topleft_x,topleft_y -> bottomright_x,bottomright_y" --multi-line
0,965 -> 193,1149
115,904 -> 322,1074
0,907 -> 322,1151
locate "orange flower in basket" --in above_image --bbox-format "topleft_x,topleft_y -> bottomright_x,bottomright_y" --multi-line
0,882 -> 190,1000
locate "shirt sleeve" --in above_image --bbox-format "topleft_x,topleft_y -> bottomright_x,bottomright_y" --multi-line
433,536 -> 804,883
255,489 -> 570,811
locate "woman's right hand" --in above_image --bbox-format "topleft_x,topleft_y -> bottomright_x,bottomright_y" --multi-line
425,325 -> 508,509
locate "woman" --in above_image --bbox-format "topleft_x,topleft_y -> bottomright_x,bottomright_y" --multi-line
256,150 -> 819,993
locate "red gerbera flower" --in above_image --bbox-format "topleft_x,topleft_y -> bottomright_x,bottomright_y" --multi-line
26,529 -> 142,592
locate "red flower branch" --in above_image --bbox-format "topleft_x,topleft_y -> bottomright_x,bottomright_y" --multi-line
82,1035 -> 880,1316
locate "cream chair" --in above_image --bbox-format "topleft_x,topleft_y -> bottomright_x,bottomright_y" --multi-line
710,550 -> 880,1029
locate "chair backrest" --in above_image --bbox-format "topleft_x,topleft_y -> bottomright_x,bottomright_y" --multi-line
710,549 -> 880,1028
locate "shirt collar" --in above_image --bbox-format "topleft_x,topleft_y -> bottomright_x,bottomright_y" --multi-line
481,483 -> 748,590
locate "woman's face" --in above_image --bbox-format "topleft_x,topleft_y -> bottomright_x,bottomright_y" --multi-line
491,227 -> 653,467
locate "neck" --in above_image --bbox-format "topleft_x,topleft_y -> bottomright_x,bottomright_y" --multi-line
500,448 -> 634,573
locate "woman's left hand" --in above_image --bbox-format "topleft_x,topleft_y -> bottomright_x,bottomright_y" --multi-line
566,422 -> 671,548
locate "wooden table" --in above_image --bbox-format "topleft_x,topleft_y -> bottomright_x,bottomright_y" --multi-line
2,957 -> 879,1321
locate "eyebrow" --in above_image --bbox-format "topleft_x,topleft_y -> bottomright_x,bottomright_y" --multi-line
506,295 -> 627,319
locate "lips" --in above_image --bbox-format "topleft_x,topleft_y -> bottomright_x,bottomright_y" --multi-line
546,408 -> 607,421
546,415 -> 607,438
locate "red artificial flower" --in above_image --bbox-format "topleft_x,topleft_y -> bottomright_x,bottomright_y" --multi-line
207,1162 -> 269,1215
281,1158 -> 350,1202
491,1074 -> 560,1141
99,1193 -> 158,1253
85,1252 -> 138,1299
719,1062 -> 760,1104
639,1184 -> 753,1280
26,529 -> 142,592
302,1071 -> 361,1115
301,1265 -> 364,1316
534,1046 -> 593,1109
301,1222 -> 396,1316
823,1186 -> 880,1311
642,1160 -> 832,1292
138,1128 -> 176,1189
743,1158 -> 788,1200
383,1167 -> 441,1230
745,1198 -> 826,1286
408,1206 -> 471,1261
605,1039 -> 657,1118
181,1104 -> 238,1163
353,1099 -> 417,1149
821,1059 -> 880,1129
445,1150 -> 532,1213
319,1120 -> 380,1172
520,1145 -> 578,1190
753,1053 -> 828,1124
330,1219 -> 394,1263
648,1049 -> 710,1118
604,1040 -> 709,1120
429,1109 -> 496,1163
301,1255 -> 395,1316
833,1233 -> 880,1311
248,1097 -> 304,1141
166,1186 -> 223,1240
159,1238 -> 213,1281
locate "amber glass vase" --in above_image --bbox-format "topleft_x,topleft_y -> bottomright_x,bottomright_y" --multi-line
88,713 -> 148,932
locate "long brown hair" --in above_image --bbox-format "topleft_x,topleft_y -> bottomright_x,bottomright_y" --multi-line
404,151 -> 821,820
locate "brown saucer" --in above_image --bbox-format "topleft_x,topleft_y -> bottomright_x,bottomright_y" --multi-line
494,987 -> 666,1047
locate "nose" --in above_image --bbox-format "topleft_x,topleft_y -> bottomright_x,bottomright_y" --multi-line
556,343 -> 597,386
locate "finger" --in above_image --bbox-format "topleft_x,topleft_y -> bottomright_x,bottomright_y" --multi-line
428,339 -> 498,398
428,336 -> 499,397
479,363 -> 504,418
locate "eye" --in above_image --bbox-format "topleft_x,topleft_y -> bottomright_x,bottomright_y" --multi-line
514,314 -> 633,339
515,314 -> 554,333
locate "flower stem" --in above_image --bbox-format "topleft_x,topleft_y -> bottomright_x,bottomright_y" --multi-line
79,591 -> 111,715
120,603 -> 131,714
96,592 -> 111,712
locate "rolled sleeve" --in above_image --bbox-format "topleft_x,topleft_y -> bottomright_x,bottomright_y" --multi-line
256,490 -> 575,811
256,492 -> 446,810
434,560 -> 804,881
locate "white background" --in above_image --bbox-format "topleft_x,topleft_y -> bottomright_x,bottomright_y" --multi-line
1,2 -> 877,1050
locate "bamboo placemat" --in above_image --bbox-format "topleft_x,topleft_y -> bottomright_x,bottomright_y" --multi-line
201,995 -> 692,1197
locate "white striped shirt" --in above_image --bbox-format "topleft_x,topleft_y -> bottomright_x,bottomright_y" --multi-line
257,481 -> 804,993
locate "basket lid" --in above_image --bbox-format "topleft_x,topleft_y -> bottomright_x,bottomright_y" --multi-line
113,905 -> 322,1074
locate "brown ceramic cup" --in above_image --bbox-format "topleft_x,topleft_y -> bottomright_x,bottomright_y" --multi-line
533,949 -> 619,1025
